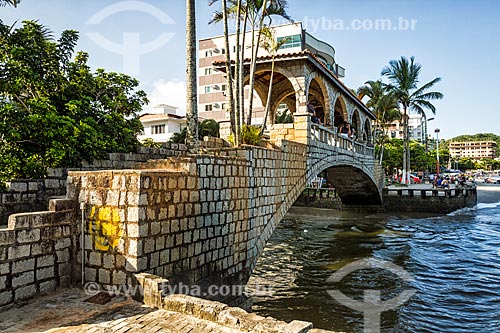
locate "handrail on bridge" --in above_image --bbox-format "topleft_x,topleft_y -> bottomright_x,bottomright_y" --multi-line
310,123 -> 375,157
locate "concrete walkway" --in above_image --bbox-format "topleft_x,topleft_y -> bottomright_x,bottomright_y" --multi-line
0,289 -> 244,333
0,288 -> 338,333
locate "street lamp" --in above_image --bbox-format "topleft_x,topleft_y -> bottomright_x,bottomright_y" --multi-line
435,128 -> 440,177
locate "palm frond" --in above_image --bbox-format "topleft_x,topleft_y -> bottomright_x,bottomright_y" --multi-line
412,77 -> 442,96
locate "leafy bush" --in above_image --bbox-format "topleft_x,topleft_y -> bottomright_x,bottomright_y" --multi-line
275,108 -> 293,124
169,119 -> 220,144
240,125 -> 262,146
140,138 -> 162,148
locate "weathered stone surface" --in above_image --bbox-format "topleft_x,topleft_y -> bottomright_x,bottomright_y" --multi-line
0,291 -> 12,306
12,258 -> 35,274
14,284 -> 36,301
8,245 -> 30,260
12,271 -> 34,288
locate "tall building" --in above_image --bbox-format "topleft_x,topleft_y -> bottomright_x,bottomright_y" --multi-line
387,114 -> 430,142
198,22 -> 345,123
449,141 -> 497,160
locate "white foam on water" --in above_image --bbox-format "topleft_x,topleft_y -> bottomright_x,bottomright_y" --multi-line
476,201 -> 500,210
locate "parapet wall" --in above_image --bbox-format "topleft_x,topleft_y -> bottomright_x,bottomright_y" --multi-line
67,141 -> 307,294
383,187 -> 477,214
0,144 -> 189,225
0,198 -> 76,310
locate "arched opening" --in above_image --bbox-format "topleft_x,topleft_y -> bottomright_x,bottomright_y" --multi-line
363,119 -> 372,144
351,110 -> 361,140
333,96 -> 347,128
250,70 -> 296,126
307,77 -> 329,125
324,166 -> 382,205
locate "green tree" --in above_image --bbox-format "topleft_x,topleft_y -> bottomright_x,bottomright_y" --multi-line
357,80 -> 400,163
381,56 -> 443,184
0,21 -> 147,184
275,107 -> 293,123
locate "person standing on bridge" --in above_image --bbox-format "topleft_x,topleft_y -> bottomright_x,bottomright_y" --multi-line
307,101 -> 321,125
340,122 -> 351,139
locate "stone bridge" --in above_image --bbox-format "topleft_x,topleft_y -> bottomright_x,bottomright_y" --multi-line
0,52 -> 384,309
62,113 -> 382,295
0,115 -> 382,309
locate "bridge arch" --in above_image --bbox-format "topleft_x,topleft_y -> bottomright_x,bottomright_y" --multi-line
351,109 -> 361,138
305,73 -> 330,126
333,95 -> 348,127
363,118 -> 372,144
247,66 -> 301,125
323,165 -> 381,205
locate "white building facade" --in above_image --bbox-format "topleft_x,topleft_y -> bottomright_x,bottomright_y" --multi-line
387,113 -> 432,142
138,104 -> 186,143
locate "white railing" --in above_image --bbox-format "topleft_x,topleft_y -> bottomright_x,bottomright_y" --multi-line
310,123 -> 375,158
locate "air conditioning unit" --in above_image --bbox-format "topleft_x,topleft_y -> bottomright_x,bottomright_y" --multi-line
213,85 -> 221,90
213,103 -> 221,109
213,48 -> 220,54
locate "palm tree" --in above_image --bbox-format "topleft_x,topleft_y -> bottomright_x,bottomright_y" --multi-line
185,0 -> 198,151
0,0 -> 19,6
357,80 -> 400,163
259,26 -> 288,134
382,56 -> 443,184
209,0 -> 239,145
220,0 -> 238,144
246,0 -> 291,125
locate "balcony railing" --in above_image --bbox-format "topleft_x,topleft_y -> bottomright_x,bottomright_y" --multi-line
310,123 -> 374,157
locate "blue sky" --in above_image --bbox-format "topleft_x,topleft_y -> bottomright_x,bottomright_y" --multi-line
2,0 -> 499,139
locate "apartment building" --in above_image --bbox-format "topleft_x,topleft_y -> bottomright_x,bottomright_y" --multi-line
198,22 -> 345,123
449,141 -> 497,159
386,114 -> 432,142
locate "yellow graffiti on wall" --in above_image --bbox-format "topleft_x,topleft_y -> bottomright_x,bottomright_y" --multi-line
89,206 -> 122,251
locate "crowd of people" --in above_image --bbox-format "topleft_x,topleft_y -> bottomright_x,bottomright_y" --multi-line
432,174 -> 468,189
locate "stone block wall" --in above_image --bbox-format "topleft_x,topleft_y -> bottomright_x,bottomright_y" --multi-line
0,198 -> 76,310
0,171 -> 68,225
0,144 -> 189,225
67,141 -> 308,294
383,188 -> 477,214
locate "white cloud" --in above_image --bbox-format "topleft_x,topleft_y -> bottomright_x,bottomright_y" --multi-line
147,79 -> 186,115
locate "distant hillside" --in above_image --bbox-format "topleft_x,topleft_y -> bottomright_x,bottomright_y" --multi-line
449,133 -> 500,155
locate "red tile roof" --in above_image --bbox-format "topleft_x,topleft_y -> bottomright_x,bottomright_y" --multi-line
140,113 -> 184,121
212,50 -> 374,119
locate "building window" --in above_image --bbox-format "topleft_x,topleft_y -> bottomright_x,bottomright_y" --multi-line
221,84 -> 227,91
152,125 -> 165,134
204,68 -> 213,76
205,104 -> 213,112
205,86 -> 212,93
205,50 -> 213,57
278,34 -> 301,49
221,48 -> 226,54
222,103 -> 228,110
